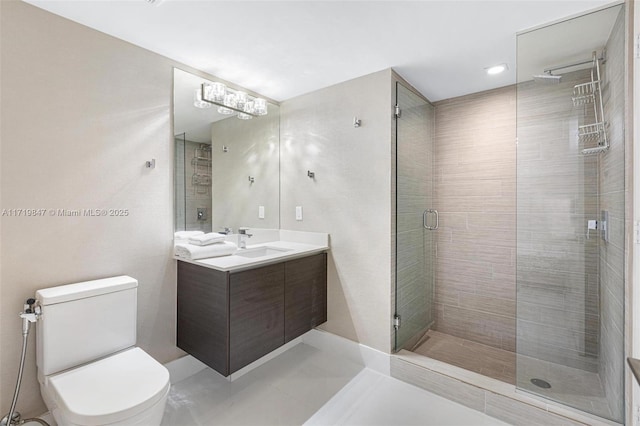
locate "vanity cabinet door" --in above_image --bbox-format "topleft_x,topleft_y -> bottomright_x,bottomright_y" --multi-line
177,261 -> 230,376
229,263 -> 285,373
284,253 -> 327,343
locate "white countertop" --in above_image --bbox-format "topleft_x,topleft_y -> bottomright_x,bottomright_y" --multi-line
174,230 -> 329,272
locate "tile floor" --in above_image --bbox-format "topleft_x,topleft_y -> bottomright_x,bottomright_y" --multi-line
162,343 -> 508,426
413,330 -> 516,384
517,355 -> 613,421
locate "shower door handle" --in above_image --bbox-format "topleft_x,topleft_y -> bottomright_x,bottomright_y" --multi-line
430,209 -> 439,230
423,209 -> 439,230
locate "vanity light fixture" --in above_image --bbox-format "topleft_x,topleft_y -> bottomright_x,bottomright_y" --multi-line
253,98 -> 267,116
193,88 -> 212,109
217,93 -> 237,115
207,82 -> 226,102
486,63 -> 508,75
196,83 -> 268,120
237,100 -> 254,120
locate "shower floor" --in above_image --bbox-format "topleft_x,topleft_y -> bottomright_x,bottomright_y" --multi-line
412,330 -> 615,421
412,330 -> 516,384
517,355 -> 614,420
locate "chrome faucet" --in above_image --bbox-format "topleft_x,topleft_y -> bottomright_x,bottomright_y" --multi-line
237,228 -> 253,249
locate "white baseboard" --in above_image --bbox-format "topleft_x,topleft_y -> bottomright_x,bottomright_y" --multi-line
302,329 -> 390,376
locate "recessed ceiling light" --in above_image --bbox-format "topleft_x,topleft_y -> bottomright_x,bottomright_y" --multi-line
486,64 -> 508,75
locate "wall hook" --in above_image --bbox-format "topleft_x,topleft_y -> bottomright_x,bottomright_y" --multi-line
248,176 -> 255,183
145,159 -> 156,169
353,117 -> 361,128
307,171 -> 315,179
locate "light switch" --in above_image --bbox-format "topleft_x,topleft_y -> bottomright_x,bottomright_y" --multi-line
258,206 -> 265,219
296,206 -> 303,221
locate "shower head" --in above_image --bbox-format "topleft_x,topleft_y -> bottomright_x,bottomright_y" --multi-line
532,72 -> 562,84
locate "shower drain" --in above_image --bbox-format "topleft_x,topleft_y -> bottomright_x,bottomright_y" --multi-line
530,378 -> 551,389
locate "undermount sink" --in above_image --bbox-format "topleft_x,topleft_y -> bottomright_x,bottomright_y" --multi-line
235,246 -> 293,258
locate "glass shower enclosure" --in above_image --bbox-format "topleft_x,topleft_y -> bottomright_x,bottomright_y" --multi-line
393,4 -> 626,423
516,4 -> 625,422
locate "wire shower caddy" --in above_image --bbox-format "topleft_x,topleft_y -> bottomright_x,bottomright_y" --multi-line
573,52 -> 608,155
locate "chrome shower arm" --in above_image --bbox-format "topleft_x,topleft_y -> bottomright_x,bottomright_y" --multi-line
543,54 -> 601,74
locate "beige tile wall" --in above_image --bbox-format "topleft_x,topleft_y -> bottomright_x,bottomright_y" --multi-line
516,69 -> 601,373
432,86 -> 517,352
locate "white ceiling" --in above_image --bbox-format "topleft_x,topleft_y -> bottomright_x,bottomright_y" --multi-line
24,0 -> 616,102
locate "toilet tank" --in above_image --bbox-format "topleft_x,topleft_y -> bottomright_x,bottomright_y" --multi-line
36,276 -> 138,376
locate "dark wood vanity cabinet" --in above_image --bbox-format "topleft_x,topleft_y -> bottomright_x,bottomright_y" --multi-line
284,254 -> 327,342
177,252 -> 327,376
229,263 -> 285,373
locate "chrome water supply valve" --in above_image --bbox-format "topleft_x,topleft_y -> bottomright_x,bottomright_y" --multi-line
20,298 -> 41,335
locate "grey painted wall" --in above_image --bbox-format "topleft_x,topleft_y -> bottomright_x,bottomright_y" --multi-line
1,0 -> 186,416
211,107 -> 280,232
280,69 -> 394,353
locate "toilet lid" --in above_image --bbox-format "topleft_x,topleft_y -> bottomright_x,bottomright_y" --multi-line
48,347 -> 170,426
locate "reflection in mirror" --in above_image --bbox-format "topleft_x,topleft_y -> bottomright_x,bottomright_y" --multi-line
173,68 -> 280,234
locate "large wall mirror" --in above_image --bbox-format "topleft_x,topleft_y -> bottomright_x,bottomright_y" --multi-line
173,68 -> 280,234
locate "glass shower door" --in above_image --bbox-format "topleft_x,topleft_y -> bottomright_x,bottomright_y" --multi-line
394,82 -> 435,351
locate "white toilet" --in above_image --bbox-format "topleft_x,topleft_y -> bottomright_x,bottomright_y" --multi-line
35,276 -> 170,426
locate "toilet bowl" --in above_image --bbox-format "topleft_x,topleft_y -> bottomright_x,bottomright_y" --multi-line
35,276 -> 170,426
40,348 -> 170,426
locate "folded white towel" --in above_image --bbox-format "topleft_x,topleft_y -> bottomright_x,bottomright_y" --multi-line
188,232 -> 227,246
174,241 -> 238,260
174,231 -> 205,239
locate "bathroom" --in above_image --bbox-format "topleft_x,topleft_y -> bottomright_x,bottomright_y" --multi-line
0,0 -> 638,425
